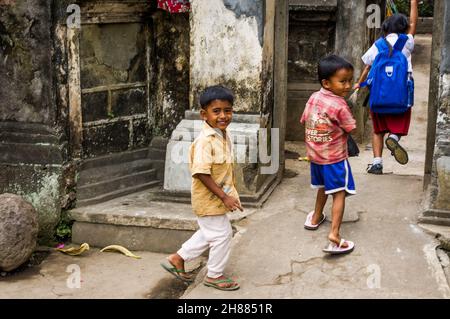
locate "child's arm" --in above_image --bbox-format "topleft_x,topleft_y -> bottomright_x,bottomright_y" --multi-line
408,0 -> 418,36
353,65 -> 371,90
195,173 -> 243,212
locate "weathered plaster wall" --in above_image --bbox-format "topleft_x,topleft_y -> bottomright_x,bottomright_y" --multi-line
189,0 -> 265,112
261,0 -> 275,116
0,0 -> 55,123
152,10 -> 190,138
335,0 -> 366,78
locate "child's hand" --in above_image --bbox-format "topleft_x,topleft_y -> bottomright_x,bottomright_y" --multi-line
353,83 -> 360,90
222,195 -> 243,212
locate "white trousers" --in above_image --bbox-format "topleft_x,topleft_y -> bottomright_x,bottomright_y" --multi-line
178,214 -> 232,279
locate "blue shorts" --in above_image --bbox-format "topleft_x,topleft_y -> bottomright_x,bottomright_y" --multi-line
310,159 -> 356,196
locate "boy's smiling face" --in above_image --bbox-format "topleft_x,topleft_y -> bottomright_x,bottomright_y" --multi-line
200,99 -> 233,132
322,68 -> 354,98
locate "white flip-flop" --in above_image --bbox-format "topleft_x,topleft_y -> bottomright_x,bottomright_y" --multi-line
323,239 -> 355,255
304,211 -> 326,230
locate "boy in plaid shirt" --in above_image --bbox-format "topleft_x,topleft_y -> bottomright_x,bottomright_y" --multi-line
300,55 -> 357,255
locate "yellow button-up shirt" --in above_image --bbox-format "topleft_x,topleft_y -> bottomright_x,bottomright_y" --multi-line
189,122 -> 240,216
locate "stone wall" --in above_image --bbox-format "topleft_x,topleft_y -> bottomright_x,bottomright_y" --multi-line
0,0 -> 55,124
152,10 -> 190,138
0,0 -> 190,242
421,0 -> 450,223
0,0 -> 65,243
432,0 -> 450,211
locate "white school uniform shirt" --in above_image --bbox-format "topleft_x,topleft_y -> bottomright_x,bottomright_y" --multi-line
362,33 -> 415,73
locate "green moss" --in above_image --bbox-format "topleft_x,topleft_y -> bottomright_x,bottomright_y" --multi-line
55,210 -> 74,242
8,169 -> 62,245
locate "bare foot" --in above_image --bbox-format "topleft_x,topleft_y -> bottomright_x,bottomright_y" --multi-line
328,233 -> 348,248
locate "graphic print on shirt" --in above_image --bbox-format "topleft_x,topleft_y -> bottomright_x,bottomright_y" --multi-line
305,112 -> 333,143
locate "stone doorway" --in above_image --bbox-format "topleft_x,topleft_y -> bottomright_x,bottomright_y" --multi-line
286,2 -> 336,141
67,1 -> 160,207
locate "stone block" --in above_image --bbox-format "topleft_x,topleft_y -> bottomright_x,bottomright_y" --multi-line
163,118 -> 262,195
0,194 -> 39,272
436,156 -> 450,210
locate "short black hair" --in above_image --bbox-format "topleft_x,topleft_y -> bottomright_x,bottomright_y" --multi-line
318,54 -> 354,84
381,13 -> 409,36
199,85 -> 234,109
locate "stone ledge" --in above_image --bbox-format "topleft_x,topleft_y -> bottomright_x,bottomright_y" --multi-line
71,222 -> 195,253
69,189 -> 257,231
184,110 -> 266,125
154,173 -> 279,208
69,189 -> 258,253
289,0 -> 337,11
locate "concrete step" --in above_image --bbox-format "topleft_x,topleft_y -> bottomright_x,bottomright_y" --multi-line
418,216 -> 450,227
78,159 -> 154,185
78,169 -> 158,200
81,148 -> 149,170
422,209 -> 450,219
69,190 -> 256,253
76,180 -> 161,207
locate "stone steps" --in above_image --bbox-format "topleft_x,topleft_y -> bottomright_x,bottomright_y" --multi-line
69,190 -> 256,253
76,148 -> 161,207
81,148 -> 149,170
78,159 -> 154,185
78,168 -> 158,199
419,207 -> 450,226
76,179 -> 160,207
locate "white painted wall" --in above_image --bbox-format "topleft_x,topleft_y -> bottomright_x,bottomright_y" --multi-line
189,0 -> 264,112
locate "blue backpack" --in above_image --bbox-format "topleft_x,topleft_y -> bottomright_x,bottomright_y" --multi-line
362,34 -> 410,114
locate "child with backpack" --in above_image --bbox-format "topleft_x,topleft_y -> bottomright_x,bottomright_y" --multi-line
354,0 -> 418,174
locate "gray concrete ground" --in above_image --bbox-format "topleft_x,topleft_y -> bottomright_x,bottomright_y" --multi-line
1,35 -> 448,299
0,247 -> 197,299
